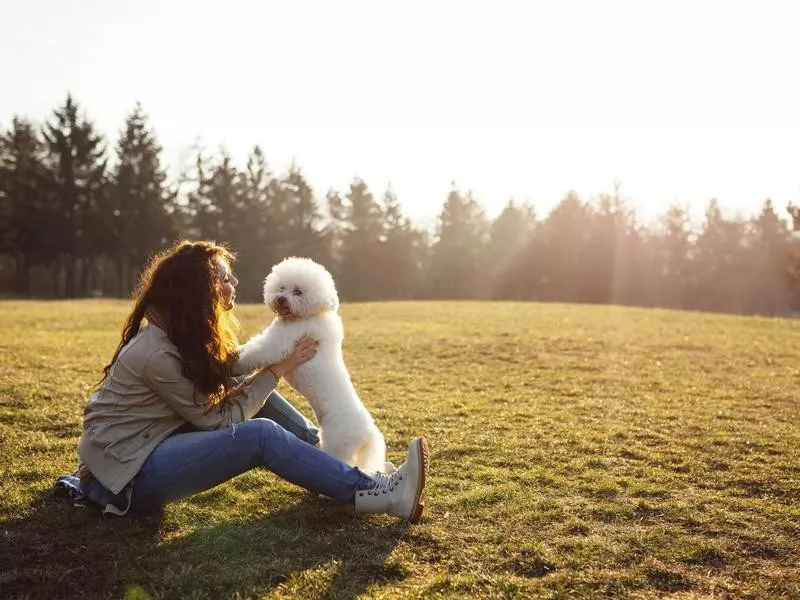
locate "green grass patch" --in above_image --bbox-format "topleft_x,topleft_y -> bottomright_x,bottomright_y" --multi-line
1,300 -> 799,598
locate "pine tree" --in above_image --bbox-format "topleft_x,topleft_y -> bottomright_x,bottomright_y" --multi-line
429,185 -> 488,299
42,95 -> 107,297
0,118 -> 57,293
0,124 -> 10,255
581,185 -> 638,304
234,145 -> 281,301
655,204 -> 693,309
621,224 -> 651,306
691,199 -> 746,312
321,188 -> 347,281
784,202 -> 800,311
535,191 -> 592,302
486,199 -> 536,299
378,184 -> 425,299
180,143 -> 214,240
111,103 -> 173,295
276,163 -> 325,261
745,199 -> 789,315
340,178 -> 384,300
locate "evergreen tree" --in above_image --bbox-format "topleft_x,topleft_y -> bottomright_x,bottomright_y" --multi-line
276,163 -> 325,261
0,118 -> 57,293
234,145 -> 281,301
321,188 -> 347,281
581,185 -> 638,304
377,184 -> 425,299
745,199 -> 789,315
691,199 -> 746,312
340,178 -> 384,300
621,224 -> 651,306
535,191 -> 592,302
111,103 -> 173,295
784,202 -> 800,311
201,151 -> 241,243
0,124 -> 10,254
429,185 -> 488,299
655,204 -> 693,309
485,199 -> 537,299
181,144 -> 215,240
42,94 -> 107,297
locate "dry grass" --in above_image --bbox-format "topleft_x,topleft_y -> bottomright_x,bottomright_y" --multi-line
1,300 -> 798,599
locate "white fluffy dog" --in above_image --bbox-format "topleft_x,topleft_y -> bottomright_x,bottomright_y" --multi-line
236,257 -> 390,474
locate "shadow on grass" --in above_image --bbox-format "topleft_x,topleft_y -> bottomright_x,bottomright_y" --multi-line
2,487 -> 410,599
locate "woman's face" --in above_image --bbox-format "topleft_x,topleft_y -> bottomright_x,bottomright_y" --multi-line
216,257 -> 239,310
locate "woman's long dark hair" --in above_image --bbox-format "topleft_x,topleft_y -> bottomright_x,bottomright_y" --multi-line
98,240 -> 240,406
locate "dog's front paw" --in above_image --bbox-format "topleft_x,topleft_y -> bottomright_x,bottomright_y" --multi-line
235,344 -> 262,374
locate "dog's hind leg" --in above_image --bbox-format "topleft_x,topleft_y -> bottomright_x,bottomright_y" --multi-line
319,435 -> 359,469
352,430 -> 388,474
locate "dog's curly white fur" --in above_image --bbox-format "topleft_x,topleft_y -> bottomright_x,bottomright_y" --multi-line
235,257 -> 389,473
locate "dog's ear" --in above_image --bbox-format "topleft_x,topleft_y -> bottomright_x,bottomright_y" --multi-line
262,270 -> 277,304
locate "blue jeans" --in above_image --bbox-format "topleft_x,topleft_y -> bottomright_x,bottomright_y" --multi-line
84,390 -> 376,513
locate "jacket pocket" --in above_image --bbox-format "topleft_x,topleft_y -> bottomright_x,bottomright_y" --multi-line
88,421 -> 155,463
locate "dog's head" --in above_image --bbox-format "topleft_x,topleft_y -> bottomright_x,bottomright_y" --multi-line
263,257 -> 339,320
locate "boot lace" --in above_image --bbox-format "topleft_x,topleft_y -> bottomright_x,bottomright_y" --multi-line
366,469 -> 405,496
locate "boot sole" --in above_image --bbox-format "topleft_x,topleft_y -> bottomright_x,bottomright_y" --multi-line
409,436 -> 429,523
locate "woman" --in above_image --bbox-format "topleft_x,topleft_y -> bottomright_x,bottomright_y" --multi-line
63,240 -> 428,522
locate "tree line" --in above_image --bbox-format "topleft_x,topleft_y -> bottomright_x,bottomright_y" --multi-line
2,94 -> 799,315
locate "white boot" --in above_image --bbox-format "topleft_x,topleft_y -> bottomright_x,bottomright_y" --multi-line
355,437 -> 429,523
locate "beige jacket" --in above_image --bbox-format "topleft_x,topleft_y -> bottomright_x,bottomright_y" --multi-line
78,323 -> 276,494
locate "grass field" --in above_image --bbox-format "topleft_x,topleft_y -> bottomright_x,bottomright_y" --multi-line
1,300 -> 798,599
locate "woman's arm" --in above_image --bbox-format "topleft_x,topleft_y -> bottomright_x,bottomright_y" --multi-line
141,349 -> 275,429
142,338 -> 318,430
226,337 -> 318,399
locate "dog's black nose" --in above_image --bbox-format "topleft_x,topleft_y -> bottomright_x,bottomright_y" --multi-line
277,296 -> 287,306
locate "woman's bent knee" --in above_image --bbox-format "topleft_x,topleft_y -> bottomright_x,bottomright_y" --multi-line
240,418 -> 284,447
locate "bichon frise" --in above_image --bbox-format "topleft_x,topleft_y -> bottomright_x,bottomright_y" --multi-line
236,257 -> 391,474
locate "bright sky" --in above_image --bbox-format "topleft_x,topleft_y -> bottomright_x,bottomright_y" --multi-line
2,0 -> 799,228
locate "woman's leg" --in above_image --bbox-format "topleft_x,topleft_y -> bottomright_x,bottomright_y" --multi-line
129,417 -> 373,512
82,476 -> 132,515
254,390 -> 320,446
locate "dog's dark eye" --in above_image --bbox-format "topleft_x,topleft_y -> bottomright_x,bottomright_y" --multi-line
293,289 -> 303,296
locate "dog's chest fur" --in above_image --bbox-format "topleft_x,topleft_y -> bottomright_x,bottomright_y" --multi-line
279,312 -> 366,425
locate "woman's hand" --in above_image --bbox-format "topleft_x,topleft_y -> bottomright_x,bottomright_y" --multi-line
265,336 -> 318,378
